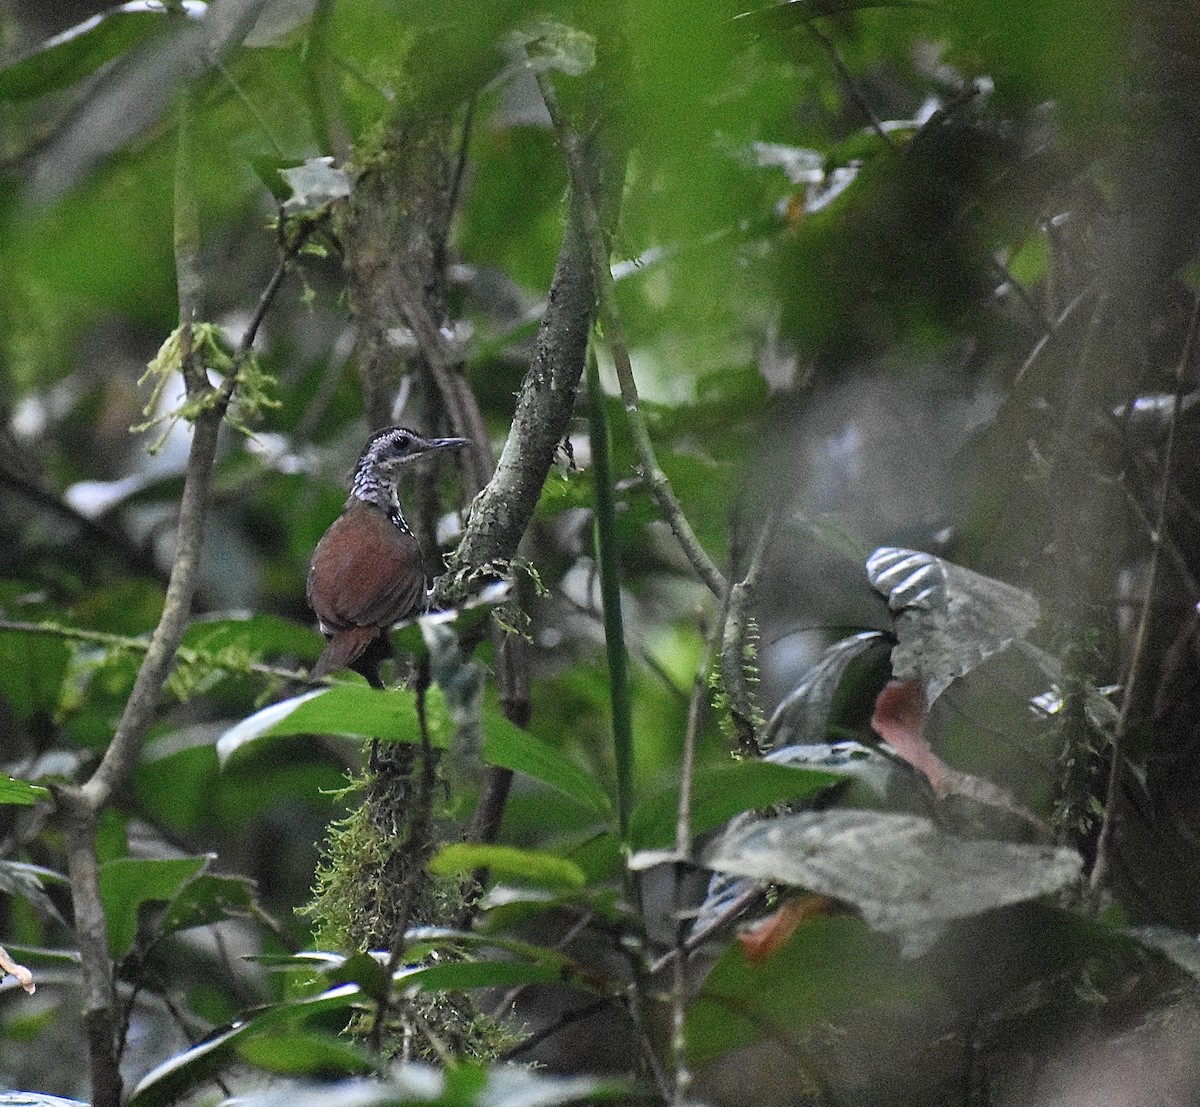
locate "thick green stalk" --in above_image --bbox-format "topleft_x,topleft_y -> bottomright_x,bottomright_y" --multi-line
587,351 -> 634,841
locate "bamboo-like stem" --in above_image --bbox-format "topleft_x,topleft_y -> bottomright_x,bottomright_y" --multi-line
587,348 -> 635,841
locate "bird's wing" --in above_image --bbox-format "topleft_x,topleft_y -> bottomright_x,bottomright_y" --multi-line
306,505 -> 427,633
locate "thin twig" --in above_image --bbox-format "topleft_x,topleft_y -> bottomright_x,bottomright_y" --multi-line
588,346 -> 636,843
649,883 -> 766,976
236,220 -> 311,364
1014,286 -> 1092,387
987,255 -> 1051,334
446,99 -> 476,255
1116,473 -> 1200,600
215,59 -> 287,159
498,997 -> 612,1061
807,22 -> 894,149
676,615 -> 724,864
488,910 -> 597,1021
0,618 -> 320,684
532,63 -> 728,601
1089,292 -> 1200,899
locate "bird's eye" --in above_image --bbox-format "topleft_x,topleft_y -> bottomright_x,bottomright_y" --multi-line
383,431 -> 412,456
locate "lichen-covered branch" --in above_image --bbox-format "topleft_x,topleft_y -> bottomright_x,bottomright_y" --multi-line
442,209 -> 597,592
532,64 -> 728,601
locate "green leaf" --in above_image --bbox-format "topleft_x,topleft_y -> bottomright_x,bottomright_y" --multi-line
429,843 -> 587,892
236,1029 -> 372,1075
325,950 -> 390,1003
0,8 -> 176,102
98,855 -> 209,960
688,915 -> 935,1065
0,946 -> 80,970
127,985 -> 367,1107
480,707 -> 613,817
395,958 -> 577,994
218,688 -> 613,815
133,741 -> 220,835
629,761 -> 844,851
181,613 -> 324,663
127,1024 -> 251,1107
0,630 -> 70,721
158,873 -> 256,938
216,687 -> 437,760
0,862 -> 68,925
0,775 -> 50,807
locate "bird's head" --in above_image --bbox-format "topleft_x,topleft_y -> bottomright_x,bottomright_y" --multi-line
357,425 -> 470,482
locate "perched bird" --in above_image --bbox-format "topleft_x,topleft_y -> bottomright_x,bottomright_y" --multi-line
307,426 -> 468,684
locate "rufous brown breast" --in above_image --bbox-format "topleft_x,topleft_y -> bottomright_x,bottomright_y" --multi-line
306,500 -> 426,679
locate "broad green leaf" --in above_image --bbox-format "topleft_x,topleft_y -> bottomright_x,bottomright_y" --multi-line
0,946 -> 80,970
127,985 -> 366,1107
629,761 -> 844,851
127,1024 -> 251,1107
0,775 -> 50,807
325,950 -> 389,1002
480,707 -> 612,817
688,914 -> 934,1065
0,7 -> 182,102
133,741 -> 220,835
236,1029 -> 372,1075
218,687 -> 612,814
216,687 -> 433,759
158,873 -> 256,938
429,843 -> 587,892
181,613 -> 324,663
395,958 -> 580,994
98,855 -> 209,960
0,631 -> 70,721
275,933 -> 617,998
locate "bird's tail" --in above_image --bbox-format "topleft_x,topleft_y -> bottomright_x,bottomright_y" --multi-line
309,625 -> 381,681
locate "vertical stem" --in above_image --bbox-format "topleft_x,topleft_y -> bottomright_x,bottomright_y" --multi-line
1089,292 -> 1200,898
670,616 -> 723,1105
61,804 -> 120,1107
587,349 -> 634,842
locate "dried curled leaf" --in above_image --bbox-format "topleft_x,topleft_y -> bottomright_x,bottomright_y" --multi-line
0,943 -> 35,994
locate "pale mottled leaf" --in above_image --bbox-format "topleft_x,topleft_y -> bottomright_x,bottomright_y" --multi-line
704,809 -> 1081,955
867,547 -> 1040,703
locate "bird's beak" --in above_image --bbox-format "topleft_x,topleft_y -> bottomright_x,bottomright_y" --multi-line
427,437 -> 472,453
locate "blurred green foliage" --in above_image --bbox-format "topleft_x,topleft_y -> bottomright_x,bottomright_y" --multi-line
1,0 -> 1199,1103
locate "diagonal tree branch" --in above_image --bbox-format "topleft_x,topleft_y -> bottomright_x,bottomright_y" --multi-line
52,97 -> 306,1107
531,63 -> 728,601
